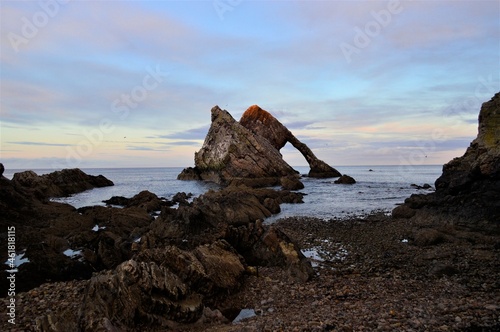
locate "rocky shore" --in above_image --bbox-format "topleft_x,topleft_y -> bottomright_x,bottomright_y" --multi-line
1,214 -> 498,331
202,215 -> 500,331
1,93 -> 499,331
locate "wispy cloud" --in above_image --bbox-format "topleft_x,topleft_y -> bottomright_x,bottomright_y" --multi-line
151,125 -> 210,140
126,145 -> 170,152
7,141 -> 74,147
1,0 -> 497,168
167,141 -> 202,147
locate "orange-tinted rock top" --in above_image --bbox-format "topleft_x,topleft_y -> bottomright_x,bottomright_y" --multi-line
240,105 -> 276,125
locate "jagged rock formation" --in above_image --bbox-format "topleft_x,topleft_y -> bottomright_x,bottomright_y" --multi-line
178,105 -> 341,186
79,241 -> 245,331
1,163 -> 313,330
179,106 -> 297,187
393,92 -> 500,231
76,184 -> 312,331
240,105 -> 341,178
0,167 -> 117,295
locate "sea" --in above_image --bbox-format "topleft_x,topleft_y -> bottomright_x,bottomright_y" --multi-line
3,165 -> 442,222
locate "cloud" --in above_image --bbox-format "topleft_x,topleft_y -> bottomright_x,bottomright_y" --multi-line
0,1 -> 496,168
7,141 -> 73,147
153,125 -> 210,140
282,120 -> 318,130
126,145 -> 170,152
167,141 -> 202,147
386,1 -> 497,49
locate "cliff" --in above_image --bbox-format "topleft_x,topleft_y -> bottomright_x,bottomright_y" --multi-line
393,92 -> 500,231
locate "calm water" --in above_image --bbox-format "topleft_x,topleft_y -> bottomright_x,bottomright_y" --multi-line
3,165 -> 442,221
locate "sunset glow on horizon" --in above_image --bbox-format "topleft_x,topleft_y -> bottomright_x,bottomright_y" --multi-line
1,0 -> 499,170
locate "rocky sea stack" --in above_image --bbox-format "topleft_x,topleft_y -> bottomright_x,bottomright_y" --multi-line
393,92 -> 500,232
178,105 -> 341,187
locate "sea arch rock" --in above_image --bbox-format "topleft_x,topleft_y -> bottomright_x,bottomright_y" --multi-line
240,105 -> 341,178
179,106 -> 299,186
178,105 -> 341,186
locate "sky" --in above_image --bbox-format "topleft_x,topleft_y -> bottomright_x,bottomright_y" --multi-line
1,0 -> 499,170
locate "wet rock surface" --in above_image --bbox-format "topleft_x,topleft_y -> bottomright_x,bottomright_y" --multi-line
0,168 -> 116,295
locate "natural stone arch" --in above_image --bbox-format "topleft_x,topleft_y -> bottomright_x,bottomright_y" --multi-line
240,105 -> 341,178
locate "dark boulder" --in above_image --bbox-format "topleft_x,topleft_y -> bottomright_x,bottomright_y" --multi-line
102,195 -> 129,206
281,175 -> 305,190
127,190 -> 163,212
334,174 -> 356,184
103,191 -> 174,211
172,192 -> 193,205
411,183 -> 433,190
392,205 -> 416,219
237,225 -> 314,282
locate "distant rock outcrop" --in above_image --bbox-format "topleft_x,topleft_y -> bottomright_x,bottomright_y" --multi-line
12,168 -> 113,198
393,92 -> 500,231
178,105 -> 341,186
